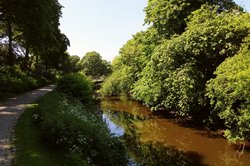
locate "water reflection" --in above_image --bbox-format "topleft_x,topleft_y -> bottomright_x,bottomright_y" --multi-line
101,97 -> 250,166
124,131 -> 205,166
103,114 -> 124,136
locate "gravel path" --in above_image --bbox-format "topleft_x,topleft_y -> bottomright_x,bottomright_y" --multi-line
0,85 -> 55,166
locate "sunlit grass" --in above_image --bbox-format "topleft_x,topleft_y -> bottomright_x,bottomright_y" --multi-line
13,104 -> 64,166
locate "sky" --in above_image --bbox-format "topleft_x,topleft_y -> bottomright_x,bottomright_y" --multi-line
59,0 -> 250,62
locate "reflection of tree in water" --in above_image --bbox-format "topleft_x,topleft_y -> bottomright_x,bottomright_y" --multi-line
124,129 -> 206,166
102,110 -> 147,134
102,109 -> 206,166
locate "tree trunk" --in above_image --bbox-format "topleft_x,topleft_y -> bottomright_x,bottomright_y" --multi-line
24,45 -> 29,71
7,19 -> 15,65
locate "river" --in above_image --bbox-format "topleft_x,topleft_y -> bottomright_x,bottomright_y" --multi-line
101,97 -> 250,166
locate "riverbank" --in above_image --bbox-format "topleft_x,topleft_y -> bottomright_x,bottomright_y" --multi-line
101,97 -> 250,166
0,85 -> 54,166
13,73 -> 128,165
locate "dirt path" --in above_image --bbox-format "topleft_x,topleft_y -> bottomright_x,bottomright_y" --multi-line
0,85 -> 55,166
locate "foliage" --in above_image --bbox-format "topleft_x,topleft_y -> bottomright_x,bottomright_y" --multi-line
33,91 -> 127,165
119,28 -> 159,79
0,65 -> 38,95
102,2 -> 250,145
144,0 -> 241,38
13,104 -> 64,166
100,67 -> 134,97
100,28 -> 159,96
206,44 -> 250,142
78,51 -> 112,77
132,6 -> 250,116
57,72 -> 93,102
30,64 -> 59,85
68,55 -> 81,72
0,0 -> 69,69
60,54 -> 81,73
0,0 -> 69,96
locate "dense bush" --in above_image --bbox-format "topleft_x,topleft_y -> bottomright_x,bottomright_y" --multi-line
0,65 -> 38,95
102,5 -> 250,119
206,44 -> 250,143
77,51 -> 112,77
101,0 -> 250,144
130,6 -> 250,116
57,72 -> 93,102
100,67 -> 134,97
30,64 -> 59,85
144,0 -> 240,38
0,64 -> 60,98
100,28 -> 159,97
33,91 -> 127,165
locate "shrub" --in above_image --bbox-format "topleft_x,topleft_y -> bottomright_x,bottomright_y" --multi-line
100,71 -> 122,96
57,72 -> 93,101
100,67 -> 133,97
33,91 -> 127,165
131,7 -> 250,117
0,65 -> 38,95
206,45 -> 250,143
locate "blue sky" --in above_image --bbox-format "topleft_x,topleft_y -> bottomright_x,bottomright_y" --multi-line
59,0 -> 250,61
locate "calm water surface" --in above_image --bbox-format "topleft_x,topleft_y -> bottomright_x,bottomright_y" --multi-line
101,97 -> 250,166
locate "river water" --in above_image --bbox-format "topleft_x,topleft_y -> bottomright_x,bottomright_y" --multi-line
101,97 -> 250,166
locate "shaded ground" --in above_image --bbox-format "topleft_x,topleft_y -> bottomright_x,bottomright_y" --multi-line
0,85 -> 54,166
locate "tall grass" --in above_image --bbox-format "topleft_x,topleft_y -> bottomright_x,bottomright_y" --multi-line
13,104 -> 64,166
14,72 -> 127,165
56,72 -> 93,102
0,66 -> 38,95
33,91 -> 127,165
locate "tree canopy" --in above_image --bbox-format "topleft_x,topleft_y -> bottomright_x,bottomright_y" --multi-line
0,0 -> 70,96
207,40 -> 250,142
0,0 -> 69,69
144,0 -> 241,38
78,51 -> 112,77
101,0 -> 250,143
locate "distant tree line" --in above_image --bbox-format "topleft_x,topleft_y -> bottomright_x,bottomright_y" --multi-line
0,0 -> 69,96
101,0 -> 250,145
0,0 -> 69,69
64,51 -> 112,77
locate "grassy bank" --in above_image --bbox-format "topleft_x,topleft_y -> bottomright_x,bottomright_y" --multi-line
0,65 -> 57,99
13,73 -> 127,166
13,104 -> 64,166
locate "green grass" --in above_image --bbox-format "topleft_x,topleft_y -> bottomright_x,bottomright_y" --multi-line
13,104 -> 64,166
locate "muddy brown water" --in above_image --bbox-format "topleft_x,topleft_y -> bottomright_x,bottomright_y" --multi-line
101,97 -> 250,166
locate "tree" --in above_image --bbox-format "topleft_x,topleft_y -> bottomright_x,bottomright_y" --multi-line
78,51 -> 111,77
69,55 -> 81,72
61,54 -> 81,73
102,3 -> 249,119
144,0 -> 241,38
132,6 -> 250,117
101,28 -> 159,96
103,1 -> 244,100
0,0 -> 69,69
206,40 -> 250,143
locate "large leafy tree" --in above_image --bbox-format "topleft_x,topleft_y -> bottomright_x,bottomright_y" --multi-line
132,6 -> 250,117
67,55 -> 81,73
0,0 -> 69,68
144,0 -> 241,38
101,28 -> 159,96
206,39 -> 250,143
119,28 -> 159,82
104,0 -> 244,99
0,0 -> 17,65
78,51 -> 111,77
101,0 -> 250,145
